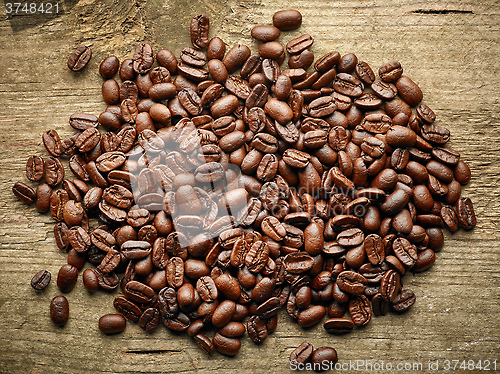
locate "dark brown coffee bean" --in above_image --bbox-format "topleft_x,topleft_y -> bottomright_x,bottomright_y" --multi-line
31,270 -> 51,291
26,155 -> 45,181
223,44 -> 251,73
45,157 -> 64,187
324,318 -> 354,334
99,314 -> 126,334
456,197 -> 476,230
392,237 -> 418,268
380,269 -> 401,302
273,9 -> 302,30
441,205 -> 459,232
355,61 -> 375,84
348,294 -> 372,326
251,25 -> 280,42
67,45 -> 91,71
311,347 -> 338,370
42,129 -> 63,157
298,305 -> 326,327
290,342 -> 314,364
50,295 -> 69,326
245,241 -> 270,273
333,73 -> 364,97
392,289 -> 416,312
379,61 -> 403,82
57,264 -> 78,293
80,269 -> 99,292
12,182 -> 36,204
286,34 -> 313,55
133,43 -> 154,74
336,271 -> 367,295
196,276 -> 218,302
371,80 -> 398,100
125,280 -> 154,304
190,14 -> 210,49
212,332 -> 241,356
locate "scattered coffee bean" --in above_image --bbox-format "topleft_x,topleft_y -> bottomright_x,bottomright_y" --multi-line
31,270 -> 51,291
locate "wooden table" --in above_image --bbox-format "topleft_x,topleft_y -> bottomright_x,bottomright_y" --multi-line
0,0 -> 498,373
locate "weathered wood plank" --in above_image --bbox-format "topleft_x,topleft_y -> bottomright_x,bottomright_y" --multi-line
0,0 -> 499,373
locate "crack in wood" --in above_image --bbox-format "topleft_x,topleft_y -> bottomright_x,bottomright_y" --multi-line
121,349 -> 182,355
412,9 -> 474,14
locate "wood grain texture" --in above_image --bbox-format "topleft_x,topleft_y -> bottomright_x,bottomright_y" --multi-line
0,0 -> 499,373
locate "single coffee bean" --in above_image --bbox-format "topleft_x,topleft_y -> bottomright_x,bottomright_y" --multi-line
133,43 -> 154,74
348,294 -> 372,326
392,289 -> 416,312
379,61 -> 403,82
57,264 -> 79,293
31,270 -> 51,291
99,314 -> 126,334
247,315 -> 268,344
273,9 -> 302,30
82,269 -> 99,292
50,295 -> 69,326
190,14 -> 210,49
324,318 -> 354,334
212,332 -> 241,356
12,182 -> 36,204
456,197 -> 476,230
67,45 -> 91,71
251,25 -> 280,42
26,155 -> 45,181
311,347 -> 338,370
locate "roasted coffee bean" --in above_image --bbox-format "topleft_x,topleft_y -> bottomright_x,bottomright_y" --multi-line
247,315 -> 268,344
371,80 -> 398,100
273,9 -> 302,30
57,264 -> 78,293
82,269 -> 99,292
31,270 -> 51,291
286,34 -> 313,55
99,314 -> 126,334
392,238 -> 418,268
379,61 -> 403,82
324,318 -> 354,334
348,294 -> 372,326
213,332 -> 241,356
26,155 -> 45,181
392,289 -> 416,312
133,43 -> 154,74
125,280 -> 155,304
290,342 -> 314,364
297,305 -> 326,327
45,157 -> 64,186
50,295 -> 69,326
333,73 -> 364,97
456,197 -> 476,230
190,14 -> 210,49
311,347 -> 338,369
355,61 -> 375,84
336,271 -> 367,295
196,276 -> 218,302
139,308 -> 160,333
251,25 -> 280,42
67,45 -> 91,71
12,182 -> 36,204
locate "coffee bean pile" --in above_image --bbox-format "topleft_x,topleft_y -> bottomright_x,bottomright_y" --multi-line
14,9 -> 476,359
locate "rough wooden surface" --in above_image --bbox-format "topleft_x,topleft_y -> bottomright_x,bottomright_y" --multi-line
0,0 -> 499,373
